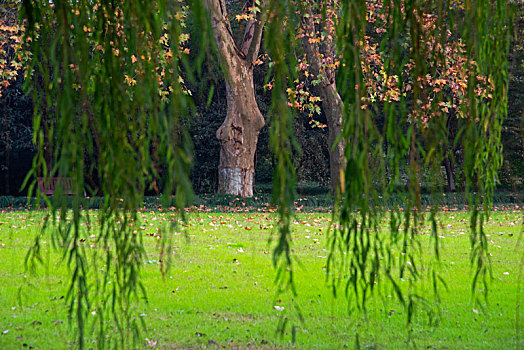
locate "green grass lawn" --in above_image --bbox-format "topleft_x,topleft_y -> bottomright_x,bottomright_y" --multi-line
0,208 -> 522,349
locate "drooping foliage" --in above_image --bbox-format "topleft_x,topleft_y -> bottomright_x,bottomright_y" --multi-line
20,0 -> 511,348
21,0 -> 195,347
326,0 -> 510,319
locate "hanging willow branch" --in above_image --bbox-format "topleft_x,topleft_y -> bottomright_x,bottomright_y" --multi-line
19,0 -> 510,348
21,0 -> 195,348
272,0 -> 510,323
323,0 -> 509,319
461,0 -> 510,301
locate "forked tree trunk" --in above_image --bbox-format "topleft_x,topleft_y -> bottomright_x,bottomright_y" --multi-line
207,0 -> 266,197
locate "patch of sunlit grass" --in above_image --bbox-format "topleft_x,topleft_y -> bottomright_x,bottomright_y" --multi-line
0,209 -> 521,348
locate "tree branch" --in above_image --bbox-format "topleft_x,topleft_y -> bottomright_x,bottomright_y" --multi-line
244,0 -> 267,65
301,4 -> 336,86
205,0 -> 239,58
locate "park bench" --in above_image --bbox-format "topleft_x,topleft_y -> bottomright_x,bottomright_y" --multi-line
37,177 -> 73,195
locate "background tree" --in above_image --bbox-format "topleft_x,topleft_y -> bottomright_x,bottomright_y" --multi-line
298,0 -> 345,193
359,4 -> 493,192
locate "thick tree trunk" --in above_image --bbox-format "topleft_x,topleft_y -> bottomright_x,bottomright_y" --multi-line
207,0 -> 266,197
318,83 -> 346,193
217,65 -> 264,197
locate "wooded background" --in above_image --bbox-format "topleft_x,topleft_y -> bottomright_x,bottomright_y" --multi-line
1,0 -> 522,197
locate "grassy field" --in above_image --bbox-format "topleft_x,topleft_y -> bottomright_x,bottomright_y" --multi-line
0,208 -> 522,349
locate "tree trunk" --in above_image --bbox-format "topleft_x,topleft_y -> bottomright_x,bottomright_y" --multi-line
4,142 -> 9,195
443,156 -> 456,192
317,83 -> 346,193
2,93 -> 6,194
2,109 -> 9,195
444,115 -> 456,192
300,7 -> 346,194
206,0 -> 266,197
216,64 -> 264,197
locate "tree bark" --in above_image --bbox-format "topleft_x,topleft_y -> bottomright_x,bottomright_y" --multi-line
301,11 -> 346,193
443,115 -> 456,192
207,0 -> 266,197
216,65 -> 264,197
2,98 -> 9,194
317,83 -> 345,193
443,156 -> 456,192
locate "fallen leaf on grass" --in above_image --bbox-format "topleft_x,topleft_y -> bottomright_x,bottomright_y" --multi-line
388,310 -> 396,317
145,338 -> 157,347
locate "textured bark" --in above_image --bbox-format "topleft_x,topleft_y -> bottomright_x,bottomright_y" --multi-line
207,0 -> 265,197
216,64 -> 264,197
